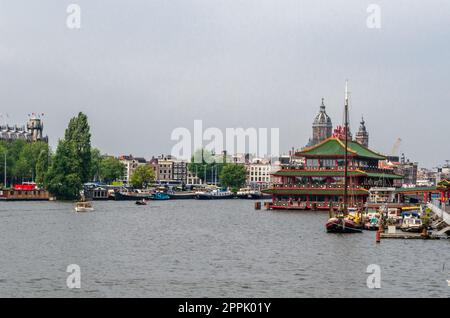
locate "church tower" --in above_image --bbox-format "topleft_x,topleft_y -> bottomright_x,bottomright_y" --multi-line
26,116 -> 48,143
355,116 -> 369,147
308,98 -> 332,147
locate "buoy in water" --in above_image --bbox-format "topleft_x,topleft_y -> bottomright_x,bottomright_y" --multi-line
254,202 -> 261,210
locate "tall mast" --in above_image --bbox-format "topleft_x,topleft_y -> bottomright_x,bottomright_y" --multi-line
343,80 -> 349,216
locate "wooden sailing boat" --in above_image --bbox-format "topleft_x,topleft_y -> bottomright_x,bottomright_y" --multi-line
326,81 -> 363,233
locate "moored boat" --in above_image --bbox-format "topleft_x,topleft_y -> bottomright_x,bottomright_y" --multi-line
364,216 -> 380,230
113,191 -> 152,201
0,183 -> 49,201
399,208 -> 423,232
326,216 -> 363,233
400,217 -> 423,232
195,189 -> 234,200
151,192 -> 170,200
236,188 -> 270,199
167,191 -> 196,200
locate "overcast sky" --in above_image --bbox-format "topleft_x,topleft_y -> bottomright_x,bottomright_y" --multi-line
0,0 -> 449,168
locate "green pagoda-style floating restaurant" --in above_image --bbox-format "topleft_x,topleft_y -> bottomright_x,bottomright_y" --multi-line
263,133 -> 403,210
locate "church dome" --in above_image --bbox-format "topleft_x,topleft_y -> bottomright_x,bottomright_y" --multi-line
313,98 -> 332,127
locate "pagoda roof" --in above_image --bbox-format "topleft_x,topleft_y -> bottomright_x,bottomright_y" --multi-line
365,171 -> 403,179
296,137 -> 386,160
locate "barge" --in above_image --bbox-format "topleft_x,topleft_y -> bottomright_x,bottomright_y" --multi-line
0,183 -> 49,201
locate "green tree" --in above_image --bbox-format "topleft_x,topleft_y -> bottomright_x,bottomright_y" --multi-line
219,164 -> 247,190
0,140 -> 50,187
45,112 -> 92,199
13,156 -> 32,181
35,147 -> 51,187
64,112 -> 91,183
0,143 -> 6,187
100,156 -> 125,183
4,140 -> 26,185
45,140 -> 82,200
14,141 -> 50,182
130,165 -> 155,189
90,148 -> 102,181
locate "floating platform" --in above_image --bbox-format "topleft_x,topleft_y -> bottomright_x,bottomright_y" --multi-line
379,229 -> 443,240
380,232 -> 433,239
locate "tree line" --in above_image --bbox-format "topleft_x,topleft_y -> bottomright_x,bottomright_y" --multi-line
1,113 -> 249,199
0,112 -> 125,200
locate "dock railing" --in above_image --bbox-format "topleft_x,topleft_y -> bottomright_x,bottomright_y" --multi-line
428,200 -> 450,226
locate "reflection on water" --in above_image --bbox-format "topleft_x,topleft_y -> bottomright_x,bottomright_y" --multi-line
0,200 -> 449,297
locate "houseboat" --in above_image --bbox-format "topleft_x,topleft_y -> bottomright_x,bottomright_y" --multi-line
195,188 -> 234,200
83,183 -> 110,200
0,183 -> 49,201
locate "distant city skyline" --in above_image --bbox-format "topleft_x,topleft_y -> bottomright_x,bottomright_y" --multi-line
1,0 -> 449,168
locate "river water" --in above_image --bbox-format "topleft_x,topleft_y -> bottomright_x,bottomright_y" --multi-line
0,200 -> 449,298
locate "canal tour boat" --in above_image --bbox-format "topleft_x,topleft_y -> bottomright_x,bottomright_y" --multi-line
75,201 -> 94,212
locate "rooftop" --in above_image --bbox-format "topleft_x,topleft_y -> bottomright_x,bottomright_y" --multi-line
296,137 -> 385,160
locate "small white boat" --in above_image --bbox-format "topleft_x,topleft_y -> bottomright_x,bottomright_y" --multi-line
400,217 -> 423,232
75,201 -> 94,212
